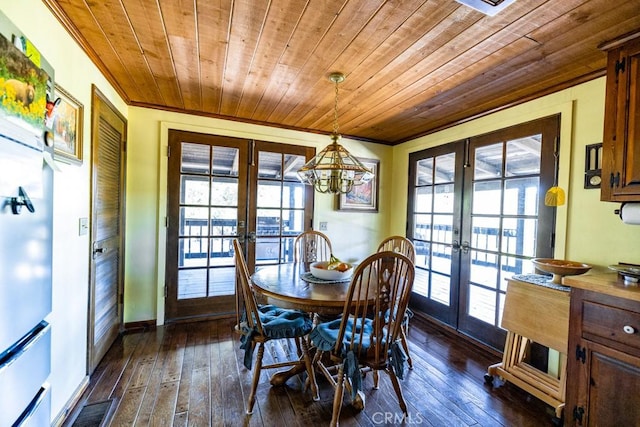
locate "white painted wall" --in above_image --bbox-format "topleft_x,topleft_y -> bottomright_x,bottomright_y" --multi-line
0,0 -> 127,422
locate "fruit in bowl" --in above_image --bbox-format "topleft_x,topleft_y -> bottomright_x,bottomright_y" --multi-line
310,258 -> 353,281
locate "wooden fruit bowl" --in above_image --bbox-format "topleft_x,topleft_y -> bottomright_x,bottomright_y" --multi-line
531,258 -> 592,285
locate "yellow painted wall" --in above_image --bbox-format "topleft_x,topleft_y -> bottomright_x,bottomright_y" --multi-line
5,1 -> 640,423
125,107 -> 392,324
390,78 -> 640,271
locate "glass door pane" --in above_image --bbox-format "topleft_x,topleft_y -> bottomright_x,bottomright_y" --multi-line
249,142 -> 313,269
458,119 -> 557,350
407,115 -> 558,351
166,131 -> 248,321
408,142 -> 464,326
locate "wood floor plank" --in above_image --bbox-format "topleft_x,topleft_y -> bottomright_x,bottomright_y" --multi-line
73,316 -> 558,427
85,333 -> 142,404
209,321 -> 226,427
133,325 -> 177,426
149,380 -> 179,425
113,332 -> 159,397
173,329 -> 194,415
109,386 -> 146,426
161,325 -> 187,383
218,321 -> 252,425
188,367 -> 211,426
173,412 -> 188,427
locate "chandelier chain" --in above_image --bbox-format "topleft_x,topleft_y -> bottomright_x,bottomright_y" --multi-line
333,78 -> 339,135
296,71 -> 374,194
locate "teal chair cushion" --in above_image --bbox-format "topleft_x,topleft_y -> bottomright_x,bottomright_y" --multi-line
258,304 -> 313,338
310,315 -> 373,354
310,314 -> 407,398
239,305 -> 313,369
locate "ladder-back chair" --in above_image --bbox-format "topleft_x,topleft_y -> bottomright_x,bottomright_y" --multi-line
310,251 -> 415,426
233,239 -> 319,414
377,236 -> 416,368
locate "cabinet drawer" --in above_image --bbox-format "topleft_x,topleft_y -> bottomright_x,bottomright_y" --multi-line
583,301 -> 640,351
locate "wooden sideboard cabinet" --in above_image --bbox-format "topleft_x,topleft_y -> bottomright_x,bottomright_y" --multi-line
600,31 -> 640,202
565,284 -> 640,426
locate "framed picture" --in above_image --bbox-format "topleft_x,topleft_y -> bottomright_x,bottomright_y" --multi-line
337,158 -> 379,212
53,84 -> 83,164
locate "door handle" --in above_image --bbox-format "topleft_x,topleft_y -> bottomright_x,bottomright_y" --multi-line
92,243 -> 107,259
451,240 -> 470,254
247,231 -> 256,243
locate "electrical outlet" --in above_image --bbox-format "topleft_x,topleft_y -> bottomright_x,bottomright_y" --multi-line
319,221 -> 328,231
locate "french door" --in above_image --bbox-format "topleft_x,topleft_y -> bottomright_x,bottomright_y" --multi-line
408,116 -> 559,350
165,130 -> 313,321
248,141 -> 315,268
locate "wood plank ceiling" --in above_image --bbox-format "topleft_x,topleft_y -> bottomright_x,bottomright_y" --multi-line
43,0 -> 640,145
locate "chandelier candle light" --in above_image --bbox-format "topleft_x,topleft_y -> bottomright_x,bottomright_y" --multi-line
297,72 -> 374,194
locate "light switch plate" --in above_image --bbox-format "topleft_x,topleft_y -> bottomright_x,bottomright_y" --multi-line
79,217 -> 88,236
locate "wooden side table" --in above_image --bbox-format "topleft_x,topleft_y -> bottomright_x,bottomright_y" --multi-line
485,276 -> 570,422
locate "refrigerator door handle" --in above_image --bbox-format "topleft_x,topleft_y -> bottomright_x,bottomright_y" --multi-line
10,186 -> 35,215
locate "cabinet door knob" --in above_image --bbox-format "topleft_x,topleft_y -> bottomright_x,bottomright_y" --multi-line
623,325 -> 636,334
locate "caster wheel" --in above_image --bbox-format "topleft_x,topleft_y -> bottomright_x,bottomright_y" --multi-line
352,390 -> 365,411
484,373 -> 494,385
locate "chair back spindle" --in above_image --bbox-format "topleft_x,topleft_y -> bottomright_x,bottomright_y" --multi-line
377,235 -> 416,263
233,239 -> 263,336
294,230 -> 333,263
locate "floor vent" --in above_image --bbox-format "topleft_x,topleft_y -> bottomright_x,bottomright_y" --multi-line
71,400 -> 114,427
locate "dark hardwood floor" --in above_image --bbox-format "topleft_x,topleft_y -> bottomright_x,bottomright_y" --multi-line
66,316 -> 556,426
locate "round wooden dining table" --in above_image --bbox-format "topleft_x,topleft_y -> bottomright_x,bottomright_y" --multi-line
251,262 -> 357,317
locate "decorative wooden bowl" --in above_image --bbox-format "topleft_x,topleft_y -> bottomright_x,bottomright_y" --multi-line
531,258 -> 592,285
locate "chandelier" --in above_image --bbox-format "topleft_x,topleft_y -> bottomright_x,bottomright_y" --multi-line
297,72 -> 374,194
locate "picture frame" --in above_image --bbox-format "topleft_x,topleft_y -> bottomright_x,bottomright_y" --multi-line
337,158 -> 379,212
53,84 -> 83,164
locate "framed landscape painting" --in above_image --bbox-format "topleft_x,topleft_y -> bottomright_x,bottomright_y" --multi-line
53,84 -> 83,164
337,158 -> 379,212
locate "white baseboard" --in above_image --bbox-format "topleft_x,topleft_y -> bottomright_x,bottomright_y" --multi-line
50,376 -> 90,427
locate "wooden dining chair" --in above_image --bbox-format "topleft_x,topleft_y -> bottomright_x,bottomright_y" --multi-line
310,251 -> 415,427
377,236 -> 416,368
377,236 -> 416,263
232,239 -> 319,414
293,230 -> 333,263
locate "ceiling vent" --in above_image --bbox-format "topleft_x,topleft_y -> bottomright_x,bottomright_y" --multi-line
455,0 -> 517,16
